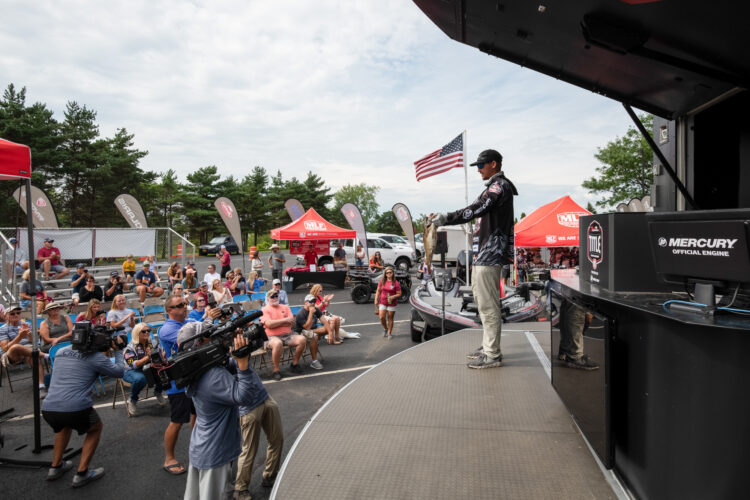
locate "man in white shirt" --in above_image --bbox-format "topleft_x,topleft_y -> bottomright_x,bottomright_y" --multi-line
202,264 -> 221,286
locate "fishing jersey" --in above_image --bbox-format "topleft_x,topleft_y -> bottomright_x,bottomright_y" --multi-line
445,171 -> 517,266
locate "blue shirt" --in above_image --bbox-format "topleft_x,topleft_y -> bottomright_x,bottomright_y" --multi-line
277,289 -> 288,305
0,322 -> 31,347
159,318 -> 186,395
42,347 -> 125,412
71,273 -> 85,294
252,279 -> 264,292
186,365 -> 264,469
187,308 -> 206,323
135,270 -> 157,286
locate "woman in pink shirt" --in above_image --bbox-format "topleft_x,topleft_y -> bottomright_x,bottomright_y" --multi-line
374,266 -> 401,340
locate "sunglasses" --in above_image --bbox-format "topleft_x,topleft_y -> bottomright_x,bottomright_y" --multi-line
141,329 -> 151,333
8,311 -> 20,316
268,294 -> 279,299
475,162 -> 485,169
170,302 -> 187,309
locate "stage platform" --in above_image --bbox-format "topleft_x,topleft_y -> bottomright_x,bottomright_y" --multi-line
271,324 -> 621,499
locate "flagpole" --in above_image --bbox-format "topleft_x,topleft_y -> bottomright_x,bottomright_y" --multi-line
463,130 -> 470,286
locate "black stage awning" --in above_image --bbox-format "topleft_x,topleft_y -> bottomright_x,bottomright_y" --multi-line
413,0 -> 750,119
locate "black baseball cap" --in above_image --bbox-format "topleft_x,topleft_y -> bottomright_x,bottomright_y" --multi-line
110,271 -> 119,277
470,149 -> 503,166
44,237 -> 54,243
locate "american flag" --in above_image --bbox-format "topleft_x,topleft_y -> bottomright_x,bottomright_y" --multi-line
414,133 -> 464,181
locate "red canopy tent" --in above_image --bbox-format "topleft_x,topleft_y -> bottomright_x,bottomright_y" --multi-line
514,195 -> 591,247
270,208 -> 356,240
0,138 -> 32,180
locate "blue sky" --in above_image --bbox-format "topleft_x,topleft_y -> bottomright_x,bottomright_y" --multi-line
1,0 -> 639,221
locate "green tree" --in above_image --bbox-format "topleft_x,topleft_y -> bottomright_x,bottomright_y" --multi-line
329,183 -> 380,228
300,172 -> 333,220
583,114 -> 654,210
585,202 -> 596,214
140,169 -> 183,229
371,210 -> 402,233
229,166 -> 270,246
57,101 -> 107,226
182,166 -> 222,243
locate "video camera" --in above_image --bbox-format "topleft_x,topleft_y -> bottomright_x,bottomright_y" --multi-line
143,310 -> 266,389
71,321 -> 127,353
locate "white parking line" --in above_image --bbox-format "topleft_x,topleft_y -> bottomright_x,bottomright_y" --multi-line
264,364 -> 375,384
344,319 -> 409,328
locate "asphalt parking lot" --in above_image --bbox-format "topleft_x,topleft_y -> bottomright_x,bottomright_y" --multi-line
0,260 -> 417,500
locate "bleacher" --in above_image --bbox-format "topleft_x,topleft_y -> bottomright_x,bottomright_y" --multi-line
16,262 -> 170,308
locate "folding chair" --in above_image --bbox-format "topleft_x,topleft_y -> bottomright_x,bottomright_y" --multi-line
143,297 -> 164,307
142,304 -> 166,328
233,294 -> 250,303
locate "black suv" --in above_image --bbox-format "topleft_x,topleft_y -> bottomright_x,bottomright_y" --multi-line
199,235 -> 240,255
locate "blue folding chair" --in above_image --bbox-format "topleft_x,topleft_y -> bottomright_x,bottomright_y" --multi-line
250,292 -> 266,302
142,304 -> 166,328
233,294 -> 250,303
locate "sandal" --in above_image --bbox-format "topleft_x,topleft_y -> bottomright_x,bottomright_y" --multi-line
327,339 -> 342,345
163,463 -> 186,475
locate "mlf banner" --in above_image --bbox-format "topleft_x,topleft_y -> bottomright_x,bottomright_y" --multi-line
114,194 -> 149,228
392,203 -> 416,254
341,203 -> 368,264
12,185 -> 59,228
215,197 -> 243,254
284,199 -> 305,221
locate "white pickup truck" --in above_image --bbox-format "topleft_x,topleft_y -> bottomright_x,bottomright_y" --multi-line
327,237 -> 416,269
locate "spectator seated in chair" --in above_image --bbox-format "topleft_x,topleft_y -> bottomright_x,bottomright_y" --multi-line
247,271 -> 266,293
122,254 -> 137,283
309,284 -> 343,343
5,237 -> 29,276
260,289 -> 310,380
40,302 -> 74,354
0,304 -> 46,395
78,275 -> 104,304
271,279 -> 288,305
295,293 -> 340,348
19,269 -> 52,314
76,299 -> 106,326
122,323 -> 166,416
104,271 -> 126,302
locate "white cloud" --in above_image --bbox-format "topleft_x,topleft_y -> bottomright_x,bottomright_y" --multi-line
1,0 -> 637,223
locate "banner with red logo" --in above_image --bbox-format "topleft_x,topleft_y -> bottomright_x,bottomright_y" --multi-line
214,197 -> 243,253
341,203 -> 369,264
12,185 -> 59,228
289,239 -> 329,255
514,195 -> 591,247
391,203 -> 416,254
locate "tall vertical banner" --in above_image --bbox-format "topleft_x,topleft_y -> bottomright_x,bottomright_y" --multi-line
114,194 -> 149,228
215,197 -> 244,254
12,185 -> 59,228
341,203 -> 369,264
284,198 -> 305,221
392,203 -> 416,254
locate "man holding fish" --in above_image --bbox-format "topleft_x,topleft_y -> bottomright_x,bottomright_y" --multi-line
427,149 -> 517,369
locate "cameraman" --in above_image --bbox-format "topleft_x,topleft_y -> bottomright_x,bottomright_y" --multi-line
41,332 -> 127,488
176,321 -> 266,499
104,271 -> 125,301
160,295 -> 221,475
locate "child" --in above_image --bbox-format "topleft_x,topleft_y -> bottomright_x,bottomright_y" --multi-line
122,254 -> 137,283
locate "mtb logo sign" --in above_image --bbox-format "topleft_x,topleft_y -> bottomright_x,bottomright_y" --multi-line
557,212 -> 588,228
587,221 -> 603,269
304,220 -> 327,231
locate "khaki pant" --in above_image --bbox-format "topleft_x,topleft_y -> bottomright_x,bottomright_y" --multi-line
234,396 -> 283,492
472,265 -> 503,359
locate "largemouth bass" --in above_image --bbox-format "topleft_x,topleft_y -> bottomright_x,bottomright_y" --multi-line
423,218 -> 438,268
